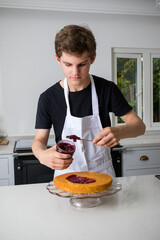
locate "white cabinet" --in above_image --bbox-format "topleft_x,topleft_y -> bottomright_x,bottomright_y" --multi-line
122,146 -> 160,176
0,154 -> 14,186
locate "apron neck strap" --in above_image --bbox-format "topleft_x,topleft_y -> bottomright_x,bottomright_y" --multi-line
64,74 -> 99,116
90,75 -> 99,115
64,78 -> 70,115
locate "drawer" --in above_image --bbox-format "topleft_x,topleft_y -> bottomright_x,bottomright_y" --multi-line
126,168 -> 160,176
124,149 -> 160,169
0,179 -> 10,186
0,157 -> 9,177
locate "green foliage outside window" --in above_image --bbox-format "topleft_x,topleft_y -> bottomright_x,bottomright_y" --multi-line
117,58 -> 137,123
153,58 -> 160,122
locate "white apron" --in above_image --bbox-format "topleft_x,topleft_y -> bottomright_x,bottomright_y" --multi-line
54,75 -> 115,178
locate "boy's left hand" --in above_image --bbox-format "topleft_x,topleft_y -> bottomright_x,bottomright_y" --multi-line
92,127 -> 120,148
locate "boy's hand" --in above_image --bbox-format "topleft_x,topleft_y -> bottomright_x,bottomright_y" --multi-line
38,145 -> 73,170
92,127 -> 120,148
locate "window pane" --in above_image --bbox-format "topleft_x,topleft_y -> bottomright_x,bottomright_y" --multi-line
117,58 -> 137,123
153,58 -> 160,122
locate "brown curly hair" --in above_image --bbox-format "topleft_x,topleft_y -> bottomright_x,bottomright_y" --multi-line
55,25 -> 96,59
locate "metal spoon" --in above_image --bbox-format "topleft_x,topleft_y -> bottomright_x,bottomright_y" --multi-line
80,138 -> 93,142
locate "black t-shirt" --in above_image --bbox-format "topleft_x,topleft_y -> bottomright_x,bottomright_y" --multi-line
35,75 -> 132,143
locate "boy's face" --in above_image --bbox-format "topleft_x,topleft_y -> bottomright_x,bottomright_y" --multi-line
56,51 -> 96,90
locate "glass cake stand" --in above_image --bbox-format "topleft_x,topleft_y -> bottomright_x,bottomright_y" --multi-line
46,179 -> 122,208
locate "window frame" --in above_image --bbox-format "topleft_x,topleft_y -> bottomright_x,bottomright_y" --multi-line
112,47 -> 160,131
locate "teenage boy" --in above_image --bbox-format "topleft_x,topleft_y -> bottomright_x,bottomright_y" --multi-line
32,24 -> 145,178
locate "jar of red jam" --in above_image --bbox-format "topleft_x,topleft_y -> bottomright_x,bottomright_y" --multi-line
56,140 -> 76,156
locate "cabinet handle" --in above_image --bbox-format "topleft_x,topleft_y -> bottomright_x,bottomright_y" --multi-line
139,155 -> 149,161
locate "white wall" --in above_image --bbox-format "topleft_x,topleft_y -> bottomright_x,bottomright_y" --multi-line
0,7 -> 160,136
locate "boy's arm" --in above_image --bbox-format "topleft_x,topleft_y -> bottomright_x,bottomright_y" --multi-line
32,129 -> 50,158
92,109 -> 146,148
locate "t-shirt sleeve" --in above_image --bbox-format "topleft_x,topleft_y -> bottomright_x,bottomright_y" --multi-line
35,93 -> 52,129
110,82 -> 133,116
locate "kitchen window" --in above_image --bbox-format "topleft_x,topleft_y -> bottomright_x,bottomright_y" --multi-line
112,48 -> 160,131
152,55 -> 160,126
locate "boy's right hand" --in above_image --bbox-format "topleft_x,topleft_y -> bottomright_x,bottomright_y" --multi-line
38,145 -> 73,170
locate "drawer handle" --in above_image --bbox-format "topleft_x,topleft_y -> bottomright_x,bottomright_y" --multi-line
140,155 -> 149,161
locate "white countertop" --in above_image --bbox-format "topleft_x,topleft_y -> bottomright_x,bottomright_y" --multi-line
0,135 -> 55,155
1,131 -> 160,155
120,131 -> 160,148
0,175 -> 160,240
0,130 -> 160,155
0,136 -> 25,155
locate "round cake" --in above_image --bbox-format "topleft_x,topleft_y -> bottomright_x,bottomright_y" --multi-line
54,172 -> 112,194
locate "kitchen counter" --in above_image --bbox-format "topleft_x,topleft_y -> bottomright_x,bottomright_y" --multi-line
0,135 -> 55,155
1,132 -> 160,155
120,130 -> 160,148
0,139 -> 16,154
0,136 -> 25,154
0,175 -> 160,240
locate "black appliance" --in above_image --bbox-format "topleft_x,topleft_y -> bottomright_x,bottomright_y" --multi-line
14,139 -> 55,185
111,144 -> 123,177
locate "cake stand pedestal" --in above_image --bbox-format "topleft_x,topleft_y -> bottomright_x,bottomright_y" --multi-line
69,197 -> 102,208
